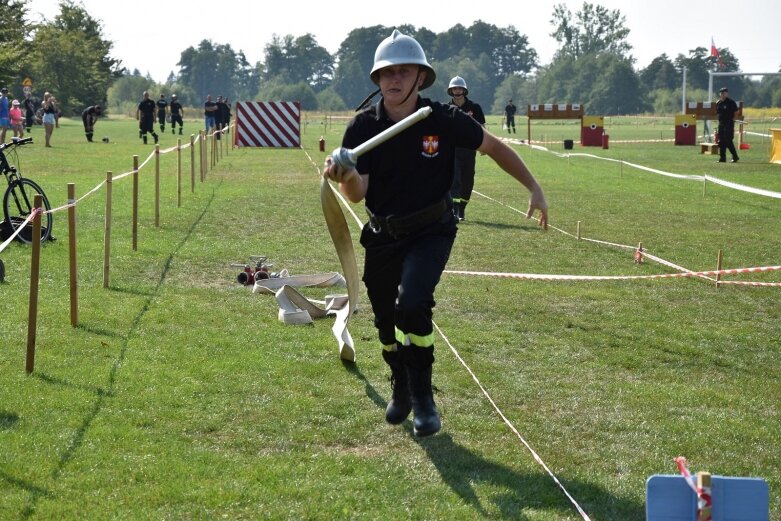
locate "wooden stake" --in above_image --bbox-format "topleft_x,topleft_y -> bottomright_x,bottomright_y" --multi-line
155,144 -> 160,227
716,249 -> 723,289
103,172 -> 112,288
697,472 -> 712,521
577,220 -> 582,240
26,194 -> 43,373
703,175 -> 707,197
67,183 -> 78,327
189,134 -> 195,195
132,155 -> 138,251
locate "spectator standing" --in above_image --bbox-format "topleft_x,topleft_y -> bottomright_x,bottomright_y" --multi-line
41,91 -> 57,147
204,95 -> 217,133
504,99 -> 516,134
10,99 -> 24,138
0,88 -> 10,142
23,92 -> 36,133
716,87 -> 740,163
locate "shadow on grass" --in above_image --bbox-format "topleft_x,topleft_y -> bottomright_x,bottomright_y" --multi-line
33,372 -> 113,398
417,432 -> 644,520
462,219 -> 542,232
17,185 -> 220,520
0,410 -> 19,429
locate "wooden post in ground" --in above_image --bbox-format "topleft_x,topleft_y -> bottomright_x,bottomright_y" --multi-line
67,183 -> 78,327
26,194 -> 43,373
577,221 -> 582,240
715,249 -> 723,289
190,135 -> 195,193
132,155 -> 139,251
155,144 -> 160,227
103,172 -> 112,288
697,472 -> 712,521
199,131 -> 204,182
176,138 -> 182,205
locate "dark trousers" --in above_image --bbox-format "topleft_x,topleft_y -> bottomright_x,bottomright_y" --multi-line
718,123 -> 738,161
360,215 -> 456,347
450,148 -> 477,204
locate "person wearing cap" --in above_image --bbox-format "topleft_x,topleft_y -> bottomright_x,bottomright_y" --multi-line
324,29 -> 548,438
81,104 -> 102,142
446,76 -> 485,221
10,99 -> 24,138
0,88 -> 10,142
169,94 -> 184,135
716,87 -> 739,163
504,99 -> 517,134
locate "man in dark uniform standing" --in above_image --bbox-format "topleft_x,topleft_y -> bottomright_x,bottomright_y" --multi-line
716,87 -> 739,163
446,75 -> 485,221
504,99 -> 517,134
81,104 -> 101,142
136,91 -> 158,144
324,30 -> 548,438
169,94 -> 183,135
156,94 -> 168,133
23,92 -> 36,133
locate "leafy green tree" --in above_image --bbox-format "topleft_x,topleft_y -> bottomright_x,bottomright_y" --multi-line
178,40 -> 247,104
332,26 -> 388,110
261,33 -> 333,92
640,54 -> 679,91
492,74 -> 537,115
255,79 -> 317,110
27,0 -> 121,115
675,46 -> 741,92
550,2 -> 632,60
316,87 -> 347,111
0,0 -> 32,92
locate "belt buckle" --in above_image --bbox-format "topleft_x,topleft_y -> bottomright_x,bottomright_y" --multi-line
369,215 -> 382,234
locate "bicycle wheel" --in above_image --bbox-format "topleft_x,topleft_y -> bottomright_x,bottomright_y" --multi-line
3,178 -> 53,244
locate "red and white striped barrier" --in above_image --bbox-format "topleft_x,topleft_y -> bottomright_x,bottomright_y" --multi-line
234,101 -> 301,148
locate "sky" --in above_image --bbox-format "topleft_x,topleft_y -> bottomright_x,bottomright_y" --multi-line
25,0 -> 781,84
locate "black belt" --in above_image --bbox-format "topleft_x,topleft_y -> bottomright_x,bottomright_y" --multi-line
367,199 -> 448,238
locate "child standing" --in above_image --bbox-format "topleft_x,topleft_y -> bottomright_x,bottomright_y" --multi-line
10,99 -> 24,138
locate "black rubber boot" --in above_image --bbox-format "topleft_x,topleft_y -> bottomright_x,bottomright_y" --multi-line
153,133 -> 159,144
459,202 -> 467,221
86,132 -> 93,142
403,345 -> 440,437
382,349 -> 411,425
143,134 -> 147,144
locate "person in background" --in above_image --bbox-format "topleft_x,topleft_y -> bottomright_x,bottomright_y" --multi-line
41,91 -> 57,147
324,30 -> 548,438
0,88 -> 10,143
23,92 -> 36,133
504,99 -> 516,134
716,87 -> 739,163
10,99 -> 24,138
445,75 -> 485,221
214,95 -> 226,140
169,93 -> 184,135
136,91 -> 158,145
81,104 -> 102,142
156,93 -> 168,133
204,94 -> 217,133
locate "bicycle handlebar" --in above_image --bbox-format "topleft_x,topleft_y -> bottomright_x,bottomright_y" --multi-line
0,137 -> 33,150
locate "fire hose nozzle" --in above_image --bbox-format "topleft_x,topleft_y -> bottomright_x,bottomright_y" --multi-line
330,147 -> 358,172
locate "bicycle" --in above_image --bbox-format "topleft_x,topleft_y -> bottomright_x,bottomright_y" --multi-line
0,137 -> 53,244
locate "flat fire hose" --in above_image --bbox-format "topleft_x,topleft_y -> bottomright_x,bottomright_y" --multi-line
319,175 -> 360,362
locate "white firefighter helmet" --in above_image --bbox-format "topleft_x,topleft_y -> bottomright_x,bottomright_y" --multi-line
447,76 -> 468,96
370,29 -> 436,90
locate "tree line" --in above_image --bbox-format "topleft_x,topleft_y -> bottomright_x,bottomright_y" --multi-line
5,1 -> 781,118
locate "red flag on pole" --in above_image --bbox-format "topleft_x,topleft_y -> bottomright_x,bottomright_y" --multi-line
710,37 -> 724,69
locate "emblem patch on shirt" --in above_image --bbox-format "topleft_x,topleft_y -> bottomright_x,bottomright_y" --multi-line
421,135 -> 439,158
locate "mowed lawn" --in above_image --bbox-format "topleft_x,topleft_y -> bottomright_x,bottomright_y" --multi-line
0,114 -> 779,520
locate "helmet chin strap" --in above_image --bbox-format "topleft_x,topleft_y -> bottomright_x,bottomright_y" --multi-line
400,70 -> 423,105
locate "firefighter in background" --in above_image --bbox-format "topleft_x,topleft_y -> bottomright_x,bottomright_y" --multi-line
169,94 -> 184,135
324,30 -> 548,437
446,76 -> 485,221
156,94 -> 168,133
81,104 -> 101,142
136,91 -> 158,144
504,99 -> 517,134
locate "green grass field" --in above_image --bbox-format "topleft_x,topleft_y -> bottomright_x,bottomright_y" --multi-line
1,114 -> 779,520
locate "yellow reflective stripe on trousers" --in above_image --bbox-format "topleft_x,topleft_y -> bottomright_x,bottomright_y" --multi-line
382,343 -> 398,352
395,328 -> 435,348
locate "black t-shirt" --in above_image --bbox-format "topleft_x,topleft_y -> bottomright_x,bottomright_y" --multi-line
82,106 -> 100,119
505,103 -> 516,117
342,97 -> 483,217
138,98 -> 156,119
716,97 -> 738,125
204,101 -> 217,117
170,100 -> 182,114
156,99 -> 168,114
448,97 -> 485,125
